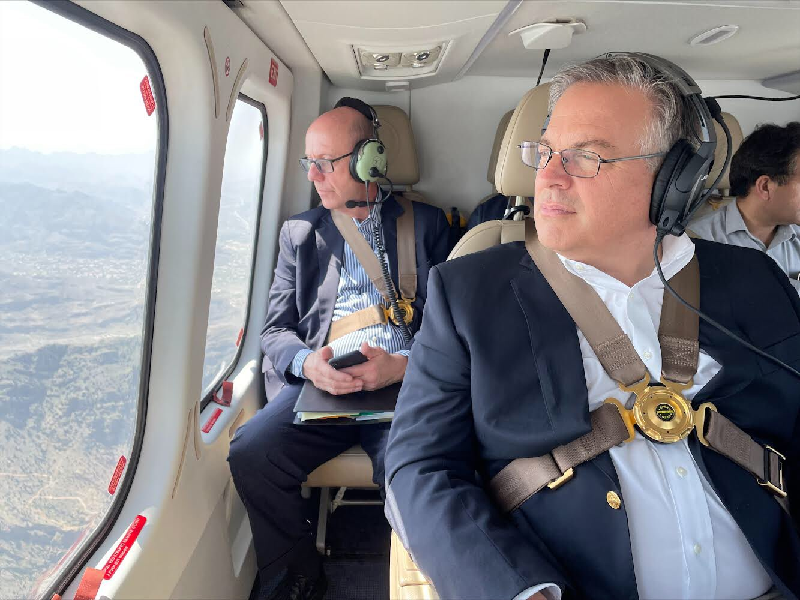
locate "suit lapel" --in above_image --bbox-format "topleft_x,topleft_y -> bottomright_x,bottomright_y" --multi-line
315,211 -> 344,342
510,252 -> 594,445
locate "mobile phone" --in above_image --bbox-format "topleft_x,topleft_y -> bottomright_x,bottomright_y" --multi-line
328,350 -> 368,370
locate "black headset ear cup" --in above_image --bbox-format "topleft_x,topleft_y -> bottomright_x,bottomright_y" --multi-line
349,139 -> 367,183
650,139 -> 694,228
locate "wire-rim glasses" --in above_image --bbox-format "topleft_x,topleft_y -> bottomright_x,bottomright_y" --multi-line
518,141 -> 667,178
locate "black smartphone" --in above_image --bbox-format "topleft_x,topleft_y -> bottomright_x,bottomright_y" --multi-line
328,350 -> 368,370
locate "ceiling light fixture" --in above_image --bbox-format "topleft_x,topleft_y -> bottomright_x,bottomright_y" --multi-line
689,25 -> 739,46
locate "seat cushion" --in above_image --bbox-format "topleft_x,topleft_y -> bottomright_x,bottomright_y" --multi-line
303,445 -> 377,488
390,530 -> 439,600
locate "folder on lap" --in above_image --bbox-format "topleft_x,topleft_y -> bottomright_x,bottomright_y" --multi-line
293,381 -> 401,425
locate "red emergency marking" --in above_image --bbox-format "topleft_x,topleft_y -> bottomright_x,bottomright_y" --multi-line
269,59 -> 279,87
225,56 -> 231,77
259,122 -> 264,140
203,408 -> 223,433
140,76 -> 156,116
108,456 -> 127,495
236,327 -> 244,347
103,515 -> 146,580
222,381 -> 233,405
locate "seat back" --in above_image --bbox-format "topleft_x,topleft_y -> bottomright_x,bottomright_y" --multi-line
689,111 -> 744,221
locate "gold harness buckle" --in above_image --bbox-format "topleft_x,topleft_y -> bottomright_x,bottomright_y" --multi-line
385,297 -> 415,326
758,445 -> 787,499
547,468 -> 574,490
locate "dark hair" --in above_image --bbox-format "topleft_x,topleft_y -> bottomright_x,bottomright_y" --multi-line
729,121 -> 800,197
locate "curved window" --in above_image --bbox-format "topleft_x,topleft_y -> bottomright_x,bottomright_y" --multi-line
0,1 -> 163,596
201,96 -> 267,403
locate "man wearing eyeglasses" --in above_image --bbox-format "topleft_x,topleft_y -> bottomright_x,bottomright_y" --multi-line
228,100 -> 449,600
385,55 -> 800,600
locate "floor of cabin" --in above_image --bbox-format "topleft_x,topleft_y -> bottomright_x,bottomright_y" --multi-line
251,488 -> 390,600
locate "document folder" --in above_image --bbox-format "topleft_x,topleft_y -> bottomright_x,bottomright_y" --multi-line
293,381 -> 401,425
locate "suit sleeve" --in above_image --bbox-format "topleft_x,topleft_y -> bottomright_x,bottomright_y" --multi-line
385,266 -> 568,600
260,220 -> 310,383
762,253 -> 800,524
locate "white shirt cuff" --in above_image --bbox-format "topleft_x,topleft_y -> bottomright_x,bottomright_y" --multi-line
512,583 -> 562,600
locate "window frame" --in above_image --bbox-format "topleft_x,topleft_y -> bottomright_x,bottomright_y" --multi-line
27,1 -> 169,598
200,93 -> 268,411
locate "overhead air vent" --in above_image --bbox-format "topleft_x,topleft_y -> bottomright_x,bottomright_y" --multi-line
355,44 -> 447,79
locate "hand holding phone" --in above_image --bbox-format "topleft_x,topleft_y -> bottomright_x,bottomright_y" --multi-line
328,350 -> 368,370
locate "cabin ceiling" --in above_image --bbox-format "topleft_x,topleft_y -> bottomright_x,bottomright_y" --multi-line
236,0 -> 800,90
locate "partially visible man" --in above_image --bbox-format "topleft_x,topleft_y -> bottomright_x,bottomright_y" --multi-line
229,99 -> 449,600
691,121 -> 800,292
385,55 -> 800,600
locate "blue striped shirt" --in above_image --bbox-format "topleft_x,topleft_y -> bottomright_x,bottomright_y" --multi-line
290,205 -> 411,377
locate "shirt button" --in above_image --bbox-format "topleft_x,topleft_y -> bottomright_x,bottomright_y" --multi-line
693,543 -> 702,555
676,467 -> 687,477
642,349 -> 653,360
628,291 -> 635,301
575,264 -> 585,272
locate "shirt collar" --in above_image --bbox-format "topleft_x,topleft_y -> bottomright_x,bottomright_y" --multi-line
353,202 -> 381,232
727,200 -> 799,249
558,233 -> 696,293
725,200 -> 749,236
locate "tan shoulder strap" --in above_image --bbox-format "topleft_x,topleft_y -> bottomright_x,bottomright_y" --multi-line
331,208 -> 391,301
524,219 -> 698,386
394,195 -> 417,300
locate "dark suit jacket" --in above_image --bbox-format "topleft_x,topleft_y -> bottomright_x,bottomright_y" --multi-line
385,239 -> 800,600
260,195 -> 450,387
466,193 -> 509,230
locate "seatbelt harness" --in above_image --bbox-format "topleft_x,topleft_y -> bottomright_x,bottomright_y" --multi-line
489,220 -> 788,512
329,196 -> 416,342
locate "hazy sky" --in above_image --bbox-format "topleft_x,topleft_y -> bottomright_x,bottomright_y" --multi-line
0,1 -> 158,155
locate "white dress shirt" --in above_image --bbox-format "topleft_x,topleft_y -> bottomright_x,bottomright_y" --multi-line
513,233 -> 772,600
689,199 -> 800,294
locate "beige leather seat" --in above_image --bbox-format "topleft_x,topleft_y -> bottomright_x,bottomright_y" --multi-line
688,111 -> 744,222
389,84 -> 552,600
448,83 -> 551,260
303,104 -> 427,552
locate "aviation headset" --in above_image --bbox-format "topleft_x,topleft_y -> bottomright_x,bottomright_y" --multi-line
333,97 -> 389,183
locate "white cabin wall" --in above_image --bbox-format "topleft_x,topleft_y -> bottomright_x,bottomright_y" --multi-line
328,75 -> 800,219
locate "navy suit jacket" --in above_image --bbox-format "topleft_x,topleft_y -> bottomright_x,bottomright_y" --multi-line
260,195 -> 450,387
385,239 -> 800,600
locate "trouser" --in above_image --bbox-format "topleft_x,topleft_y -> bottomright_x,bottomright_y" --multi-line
227,383 -> 391,582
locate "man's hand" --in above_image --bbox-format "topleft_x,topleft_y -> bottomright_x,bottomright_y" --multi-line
340,342 -> 408,391
302,346 -> 363,395
527,593 -> 546,600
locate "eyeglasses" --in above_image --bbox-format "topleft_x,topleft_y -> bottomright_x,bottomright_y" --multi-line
299,152 -> 352,174
518,141 -> 667,178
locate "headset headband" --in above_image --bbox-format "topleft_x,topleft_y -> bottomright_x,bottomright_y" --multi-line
334,97 -> 381,140
604,52 -> 717,173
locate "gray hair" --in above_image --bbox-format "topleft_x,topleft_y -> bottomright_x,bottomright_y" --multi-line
548,54 -> 700,170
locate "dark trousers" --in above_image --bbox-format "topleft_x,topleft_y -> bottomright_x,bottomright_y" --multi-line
227,383 -> 391,581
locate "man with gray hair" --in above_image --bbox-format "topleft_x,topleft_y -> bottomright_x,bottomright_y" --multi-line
385,54 -> 800,600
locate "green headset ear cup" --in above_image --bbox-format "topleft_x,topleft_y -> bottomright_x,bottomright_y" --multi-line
350,139 -> 387,183
650,139 -> 694,228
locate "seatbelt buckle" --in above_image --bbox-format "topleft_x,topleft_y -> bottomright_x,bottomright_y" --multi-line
547,468 -> 574,490
757,445 -> 787,499
384,298 -> 415,326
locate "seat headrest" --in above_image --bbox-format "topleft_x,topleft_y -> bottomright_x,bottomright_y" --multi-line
495,83 -> 552,197
447,219 -> 526,260
488,110 -> 514,186
374,105 -> 419,186
705,111 -> 743,193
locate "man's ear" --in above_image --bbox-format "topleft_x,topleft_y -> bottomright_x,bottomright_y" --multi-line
753,174 -> 772,201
